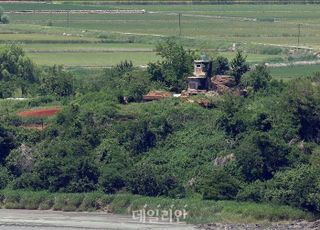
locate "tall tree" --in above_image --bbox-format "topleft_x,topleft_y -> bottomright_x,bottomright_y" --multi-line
212,56 -> 230,75
242,64 -> 271,91
230,50 -> 249,85
147,39 -> 196,92
40,65 -> 74,97
0,44 -> 37,97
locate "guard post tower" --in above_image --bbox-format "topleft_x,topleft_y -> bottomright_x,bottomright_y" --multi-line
187,56 -> 212,93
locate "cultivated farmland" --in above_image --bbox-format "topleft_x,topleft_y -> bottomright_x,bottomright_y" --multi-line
1,2 -> 320,75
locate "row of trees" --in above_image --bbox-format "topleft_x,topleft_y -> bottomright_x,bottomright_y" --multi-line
0,41 -> 263,100
0,45 -> 74,98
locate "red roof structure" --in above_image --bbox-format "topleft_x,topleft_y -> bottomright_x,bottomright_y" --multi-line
143,91 -> 173,101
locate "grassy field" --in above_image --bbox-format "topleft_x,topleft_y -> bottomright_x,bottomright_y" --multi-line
0,189 -> 313,224
27,51 -> 159,66
0,2 -> 319,76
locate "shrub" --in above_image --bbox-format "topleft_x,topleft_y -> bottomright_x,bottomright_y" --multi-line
197,168 -> 241,200
0,167 -> 10,189
236,181 -> 265,202
79,192 -> 104,211
285,79 -> 320,143
53,194 -> 84,211
263,165 -> 320,212
128,163 -> 182,197
3,190 -> 21,209
12,173 -> 43,190
99,168 -> 125,194
47,20 -> 53,26
1,15 -> 9,24
109,194 -> 132,213
260,46 -> 282,55
39,196 -> 54,210
235,132 -> 289,181
212,56 -> 229,75
242,65 -> 272,92
19,192 -> 46,209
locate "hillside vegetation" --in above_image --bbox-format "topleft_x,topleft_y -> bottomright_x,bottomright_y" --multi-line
0,41 -> 319,222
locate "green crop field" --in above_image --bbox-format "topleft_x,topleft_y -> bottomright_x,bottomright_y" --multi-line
269,64 -> 320,81
1,2 -> 320,77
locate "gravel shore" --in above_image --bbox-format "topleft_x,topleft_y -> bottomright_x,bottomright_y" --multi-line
198,220 -> 320,230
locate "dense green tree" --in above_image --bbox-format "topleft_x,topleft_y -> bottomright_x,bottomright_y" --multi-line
0,125 -> 15,164
117,70 -> 153,103
218,94 -> 246,137
128,163 -> 181,197
147,39 -> 196,92
263,165 -> 320,212
110,60 -> 133,77
242,64 -> 272,91
285,78 -> 320,143
236,132 -> 289,181
0,167 -> 11,189
99,167 -> 125,194
197,167 -> 240,200
0,7 -> 9,24
0,45 -> 37,97
212,56 -> 230,75
230,50 -> 250,85
40,65 -> 74,97
0,15 -> 9,24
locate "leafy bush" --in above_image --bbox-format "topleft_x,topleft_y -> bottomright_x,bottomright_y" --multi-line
0,7 -> 9,24
1,15 -> 9,24
212,56 -> 229,75
53,193 -> 84,211
263,165 -> 320,212
128,163 -> 183,197
0,167 -> 11,189
40,65 -> 74,98
285,79 -> 320,143
236,180 -> 265,202
242,64 -> 272,92
0,125 -> 16,164
12,173 -> 43,190
197,168 -> 241,200
260,46 -> 282,55
235,132 -> 289,181
99,167 -> 125,194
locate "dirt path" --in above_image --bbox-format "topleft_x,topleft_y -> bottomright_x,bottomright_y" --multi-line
266,60 -> 320,68
0,209 -> 196,230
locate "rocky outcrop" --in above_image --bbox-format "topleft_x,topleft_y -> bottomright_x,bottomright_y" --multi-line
213,153 -> 235,166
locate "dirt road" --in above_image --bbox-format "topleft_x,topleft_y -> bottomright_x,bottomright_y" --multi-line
0,209 -> 196,230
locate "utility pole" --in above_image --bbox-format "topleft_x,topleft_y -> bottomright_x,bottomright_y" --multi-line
297,24 -> 300,47
67,10 -> 70,28
178,13 -> 182,36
